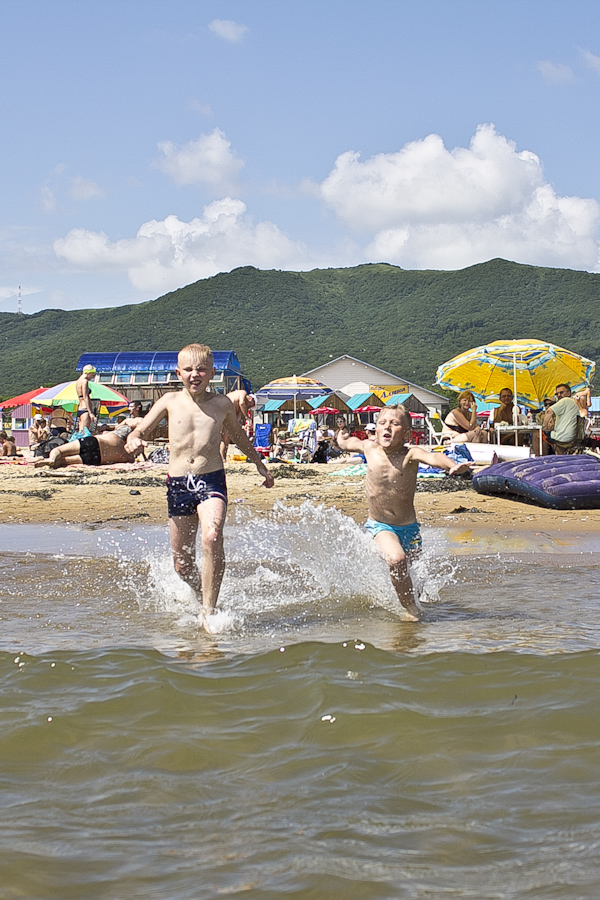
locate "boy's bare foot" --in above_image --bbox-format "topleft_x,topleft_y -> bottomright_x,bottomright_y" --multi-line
199,609 -> 219,634
402,601 -> 422,622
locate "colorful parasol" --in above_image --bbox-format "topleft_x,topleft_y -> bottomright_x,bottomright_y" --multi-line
258,376 -> 331,417
435,339 -> 596,409
32,381 -> 130,415
0,387 -> 51,410
308,407 -> 340,415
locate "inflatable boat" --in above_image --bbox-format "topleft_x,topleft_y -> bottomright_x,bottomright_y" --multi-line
472,453 -> 600,509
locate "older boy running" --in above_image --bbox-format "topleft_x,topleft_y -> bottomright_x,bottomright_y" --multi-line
125,344 -> 274,632
337,405 -> 470,621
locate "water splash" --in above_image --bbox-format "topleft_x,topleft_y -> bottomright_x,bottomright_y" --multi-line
136,502 -> 457,632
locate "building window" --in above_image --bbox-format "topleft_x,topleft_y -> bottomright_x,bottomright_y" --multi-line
133,373 -> 149,384
153,373 -> 169,383
115,373 -> 132,384
98,373 -> 113,383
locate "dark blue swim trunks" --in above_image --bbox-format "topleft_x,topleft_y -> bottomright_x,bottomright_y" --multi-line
167,470 -> 228,518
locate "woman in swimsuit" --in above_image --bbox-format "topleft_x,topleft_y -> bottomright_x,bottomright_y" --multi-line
34,418 -> 144,468
441,390 -> 487,444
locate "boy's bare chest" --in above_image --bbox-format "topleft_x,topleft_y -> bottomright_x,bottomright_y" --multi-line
370,453 -> 415,491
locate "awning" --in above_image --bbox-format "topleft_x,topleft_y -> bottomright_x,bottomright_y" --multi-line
346,392 -> 384,411
307,394 -> 333,409
261,399 -> 286,411
383,393 -> 411,406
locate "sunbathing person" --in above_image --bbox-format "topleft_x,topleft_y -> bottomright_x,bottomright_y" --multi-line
441,391 -> 487,444
34,416 -> 144,468
0,431 -> 18,457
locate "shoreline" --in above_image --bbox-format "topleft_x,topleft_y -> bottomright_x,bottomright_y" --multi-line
1,460 -> 599,538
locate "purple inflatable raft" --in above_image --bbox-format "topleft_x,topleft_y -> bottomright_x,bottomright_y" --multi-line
472,454 -> 600,510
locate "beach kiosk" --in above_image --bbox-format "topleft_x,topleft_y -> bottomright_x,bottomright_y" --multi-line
76,351 -> 251,407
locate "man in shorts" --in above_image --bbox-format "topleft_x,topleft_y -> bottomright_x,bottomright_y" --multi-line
125,344 -> 274,632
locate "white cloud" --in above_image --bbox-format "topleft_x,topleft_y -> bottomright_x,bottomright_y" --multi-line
40,185 -> 57,212
318,124 -> 600,272
0,284 -> 38,303
54,198 -> 313,293
189,99 -> 213,116
156,129 -> 243,189
536,60 -> 575,84
208,19 -> 248,43
70,176 -> 104,201
581,48 -> 600,76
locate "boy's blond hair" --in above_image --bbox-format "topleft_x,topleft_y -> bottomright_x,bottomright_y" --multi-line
178,344 -> 214,366
378,404 -> 411,427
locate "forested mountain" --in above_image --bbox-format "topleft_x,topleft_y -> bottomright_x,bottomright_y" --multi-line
1,258 -> 599,397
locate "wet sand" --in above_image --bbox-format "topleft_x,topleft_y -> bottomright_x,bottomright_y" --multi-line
1,458 -> 598,534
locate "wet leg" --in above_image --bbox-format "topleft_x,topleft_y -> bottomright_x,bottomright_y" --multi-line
197,497 -> 227,631
169,514 -> 203,602
374,531 -> 421,621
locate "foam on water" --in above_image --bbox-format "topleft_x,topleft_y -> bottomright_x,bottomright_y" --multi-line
136,501 -> 456,633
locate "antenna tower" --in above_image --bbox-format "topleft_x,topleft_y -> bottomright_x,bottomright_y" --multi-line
17,285 -> 22,315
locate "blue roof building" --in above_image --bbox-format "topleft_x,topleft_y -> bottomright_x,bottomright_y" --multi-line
76,351 -> 250,400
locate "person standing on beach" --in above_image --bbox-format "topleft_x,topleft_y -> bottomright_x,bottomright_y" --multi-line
75,364 -> 97,434
336,405 -> 470,621
125,344 -> 274,632
220,389 -> 256,464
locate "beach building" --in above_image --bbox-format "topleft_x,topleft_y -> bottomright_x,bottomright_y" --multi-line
76,351 -> 250,406
301,356 -> 448,416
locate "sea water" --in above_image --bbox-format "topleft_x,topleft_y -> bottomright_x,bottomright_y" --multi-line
1,503 -> 600,899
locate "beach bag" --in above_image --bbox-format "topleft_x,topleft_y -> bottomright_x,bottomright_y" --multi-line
69,427 -> 92,442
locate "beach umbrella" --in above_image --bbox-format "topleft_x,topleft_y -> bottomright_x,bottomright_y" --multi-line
32,381 -> 130,414
435,339 -> 596,412
257,376 -> 331,418
0,387 -> 49,409
308,407 -> 340,416
355,405 -> 383,413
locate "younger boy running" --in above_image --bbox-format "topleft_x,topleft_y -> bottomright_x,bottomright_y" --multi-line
125,344 -> 274,632
337,405 -> 470,621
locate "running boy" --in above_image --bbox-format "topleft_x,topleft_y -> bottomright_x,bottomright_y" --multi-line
125,344 -> 274,632
336,405 -> 470,621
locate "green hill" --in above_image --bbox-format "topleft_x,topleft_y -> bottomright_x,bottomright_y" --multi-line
1,258 -> 599,398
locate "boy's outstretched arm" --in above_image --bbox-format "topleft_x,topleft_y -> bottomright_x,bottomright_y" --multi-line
124,396 -> 169,455
336,428 -> 367,453
407,446 -> 473,476
223,405 -> 275,488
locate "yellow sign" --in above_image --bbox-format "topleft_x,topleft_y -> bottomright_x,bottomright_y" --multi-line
371,385 -> 409,402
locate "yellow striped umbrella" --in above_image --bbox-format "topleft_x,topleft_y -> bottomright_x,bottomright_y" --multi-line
436,339 -> 595,408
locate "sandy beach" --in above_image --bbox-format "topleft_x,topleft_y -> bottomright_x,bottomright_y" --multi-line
1,458 -> 598,533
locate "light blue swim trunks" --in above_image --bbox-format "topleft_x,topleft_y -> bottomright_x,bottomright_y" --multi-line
365,519 -> 422,553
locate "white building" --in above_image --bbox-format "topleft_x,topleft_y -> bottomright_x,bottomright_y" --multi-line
302,355 -> 448,416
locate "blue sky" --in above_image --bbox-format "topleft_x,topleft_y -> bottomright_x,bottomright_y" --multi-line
3,0 -> 600,313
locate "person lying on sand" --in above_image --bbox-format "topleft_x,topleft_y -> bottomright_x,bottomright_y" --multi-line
124,344 -> 274,633
34,416 -> 144,468
336,405 -> 471,621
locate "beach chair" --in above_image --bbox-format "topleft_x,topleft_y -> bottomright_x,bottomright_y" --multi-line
427,416 -> 445,447
254,423 -> 272,458
550,414 -> 588,455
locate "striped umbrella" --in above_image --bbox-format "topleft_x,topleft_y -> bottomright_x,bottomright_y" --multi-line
257,376 -> 331,418
32,382 -> 130,416
436,339 -> 595,409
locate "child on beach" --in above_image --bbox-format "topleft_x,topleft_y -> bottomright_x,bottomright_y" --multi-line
124,344 -> 274,632
336,405 -> 471,621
